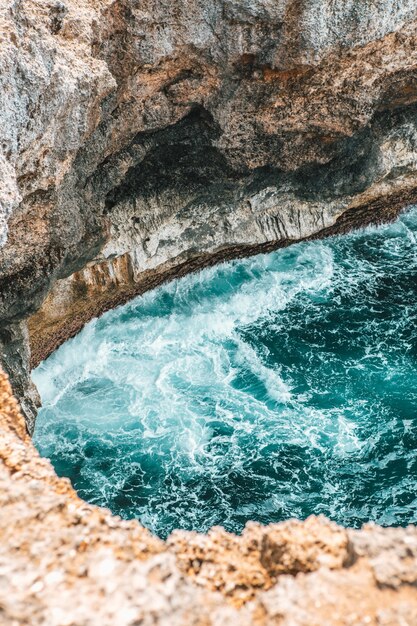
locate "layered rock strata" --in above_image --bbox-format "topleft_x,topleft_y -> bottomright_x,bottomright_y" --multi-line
1,3 -> 417,622
1,1 -> 417,428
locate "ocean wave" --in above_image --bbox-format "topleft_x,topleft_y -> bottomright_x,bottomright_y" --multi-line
33,206 -> 417,537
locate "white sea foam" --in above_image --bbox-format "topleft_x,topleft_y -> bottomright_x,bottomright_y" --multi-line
33,207 -> 417,536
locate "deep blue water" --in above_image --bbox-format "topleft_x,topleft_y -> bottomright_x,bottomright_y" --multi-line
33,208 -> 417,538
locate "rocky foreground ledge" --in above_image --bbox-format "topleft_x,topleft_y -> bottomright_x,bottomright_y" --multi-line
2,2 -> 417,623
1,369 -> 417,625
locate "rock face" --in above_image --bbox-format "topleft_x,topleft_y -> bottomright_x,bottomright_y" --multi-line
1,3 -> 417,621
1,370 -> 417,625
1,1 -> 417,427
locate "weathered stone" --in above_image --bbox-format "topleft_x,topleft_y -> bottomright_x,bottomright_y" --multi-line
0,1 -> 417,422
1,370 -> 417,624
1,2 -> 417,623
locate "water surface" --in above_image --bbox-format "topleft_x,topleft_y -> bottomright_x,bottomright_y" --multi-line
33,208 -> 417,538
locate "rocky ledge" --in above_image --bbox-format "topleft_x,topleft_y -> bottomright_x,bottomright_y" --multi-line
1,1 -> 417,623
1,370 -> 417,625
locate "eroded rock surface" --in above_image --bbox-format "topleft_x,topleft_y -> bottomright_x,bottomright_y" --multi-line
1,1 -> 417,425
1,3 -> 417,622
1,370 -> 417,624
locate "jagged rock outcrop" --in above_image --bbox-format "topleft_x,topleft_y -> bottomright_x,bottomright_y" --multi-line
1,1 -> 417,428
1,370 -> 417,625
1,3 -> 417,622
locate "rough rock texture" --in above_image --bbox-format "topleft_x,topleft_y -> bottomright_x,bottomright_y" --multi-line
1,369 -> 417,625
1,1 -> 417,426
2,3 -> 417,622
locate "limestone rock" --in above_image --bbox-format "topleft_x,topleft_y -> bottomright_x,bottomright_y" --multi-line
1,370 -> 417,624
1,2 -> 417,623
0,1 -> 417,419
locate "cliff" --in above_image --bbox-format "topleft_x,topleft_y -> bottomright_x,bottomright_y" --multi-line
1,1 -> 417,428
1,2 -> 417,622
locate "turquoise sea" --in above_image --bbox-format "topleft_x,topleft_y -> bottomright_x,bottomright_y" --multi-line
33,208 -> 417,538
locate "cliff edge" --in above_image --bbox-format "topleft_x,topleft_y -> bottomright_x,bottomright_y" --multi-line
1,369 -> 417,624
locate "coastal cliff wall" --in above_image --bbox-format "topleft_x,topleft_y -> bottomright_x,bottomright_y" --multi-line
2,4 -> 417,622
1,1 -> 417,429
